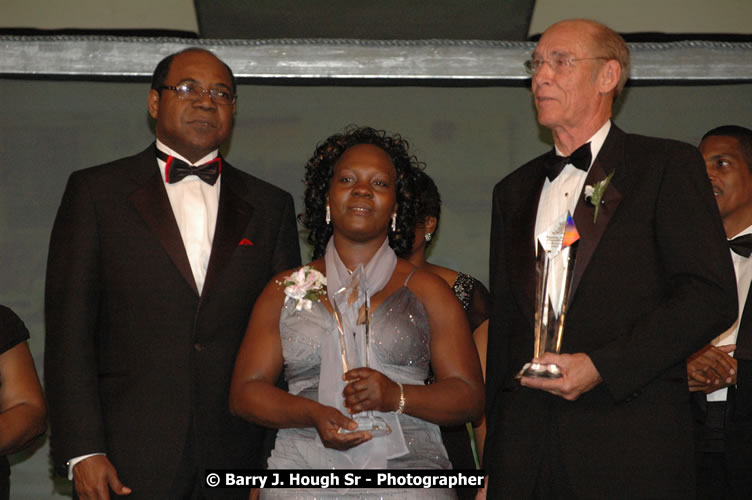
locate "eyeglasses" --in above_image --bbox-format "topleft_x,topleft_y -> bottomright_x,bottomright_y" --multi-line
160,83 -> 236,105
524,56 -> 610,76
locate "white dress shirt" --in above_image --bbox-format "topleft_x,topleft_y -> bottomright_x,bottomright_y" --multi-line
67,141 -> 221,478
707,224 -> 752,402
156,139 -> 220,295
535,120 -> 611,239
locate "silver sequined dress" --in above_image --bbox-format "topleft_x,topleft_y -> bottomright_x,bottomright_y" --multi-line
262,284 -> 456,500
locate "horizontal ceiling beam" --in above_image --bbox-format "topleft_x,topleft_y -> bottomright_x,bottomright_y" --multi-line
2,36 -> 751,82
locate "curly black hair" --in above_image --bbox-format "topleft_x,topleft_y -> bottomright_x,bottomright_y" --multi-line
413,169 -> 442,250
300,126 -> 424,259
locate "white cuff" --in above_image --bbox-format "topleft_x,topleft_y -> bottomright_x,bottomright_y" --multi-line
67,453 -> 106,480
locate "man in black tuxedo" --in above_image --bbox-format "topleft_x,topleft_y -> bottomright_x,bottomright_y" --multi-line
689,125 -> 752,499
45,48 -> 301,499
484,20 -> 738,499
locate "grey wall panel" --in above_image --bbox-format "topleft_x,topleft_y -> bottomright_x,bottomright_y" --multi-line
2,37 -> 752,81
193,0 -> 535,40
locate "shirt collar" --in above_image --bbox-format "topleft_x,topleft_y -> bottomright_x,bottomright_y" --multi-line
729,224 -> 752,240
554,120 -> 611,170
155,139 -> 219,166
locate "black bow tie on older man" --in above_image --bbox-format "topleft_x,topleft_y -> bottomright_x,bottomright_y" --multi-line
729,233 -> 752,258
155,148 -> 222,185
544,142 -> 592,181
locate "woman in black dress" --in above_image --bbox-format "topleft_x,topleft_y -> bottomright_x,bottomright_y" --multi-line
407,170 -> 489,499
0,306 -> 46,499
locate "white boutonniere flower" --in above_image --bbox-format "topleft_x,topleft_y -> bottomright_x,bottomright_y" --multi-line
280,266 -> 327,311
583,170 -> 615,223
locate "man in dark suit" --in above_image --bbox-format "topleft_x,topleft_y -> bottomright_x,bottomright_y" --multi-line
689,125 -> 752,499
484,20 -> 738,499
45,48 -> 301,499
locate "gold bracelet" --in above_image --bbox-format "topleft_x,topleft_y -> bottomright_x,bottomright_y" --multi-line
395,381 -> 406,414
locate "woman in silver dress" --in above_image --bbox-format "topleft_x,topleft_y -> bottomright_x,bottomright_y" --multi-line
230,127 -> 484,499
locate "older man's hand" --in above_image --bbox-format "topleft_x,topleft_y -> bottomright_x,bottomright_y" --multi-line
520,353 -> 602,400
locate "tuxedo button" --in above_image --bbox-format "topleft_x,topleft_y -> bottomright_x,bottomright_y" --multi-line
193,343 -> 205,352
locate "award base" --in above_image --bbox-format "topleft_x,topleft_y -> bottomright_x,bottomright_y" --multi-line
518,362 -> 562,379
339,414 -> 392,437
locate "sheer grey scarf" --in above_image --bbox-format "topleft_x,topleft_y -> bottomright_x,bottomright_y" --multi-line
318,236 -> 408,469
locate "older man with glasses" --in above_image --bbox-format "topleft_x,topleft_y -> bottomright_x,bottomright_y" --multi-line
45,48 -> 301,499
484,19 -> 737,499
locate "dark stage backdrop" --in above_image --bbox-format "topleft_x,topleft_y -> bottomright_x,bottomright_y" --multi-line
1,79 -> 751,497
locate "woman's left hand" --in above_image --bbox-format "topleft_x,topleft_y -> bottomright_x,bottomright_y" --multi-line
342,368 -> 400,414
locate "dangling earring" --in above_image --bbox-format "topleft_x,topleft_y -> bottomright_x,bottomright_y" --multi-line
325,205 -> 331,224
425,232 -> 432,242
391,213 -> 397,232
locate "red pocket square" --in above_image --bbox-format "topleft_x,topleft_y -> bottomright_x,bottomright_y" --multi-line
238,238 -> 254,246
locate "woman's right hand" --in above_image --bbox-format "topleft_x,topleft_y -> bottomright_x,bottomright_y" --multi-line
312,404 -> 372,450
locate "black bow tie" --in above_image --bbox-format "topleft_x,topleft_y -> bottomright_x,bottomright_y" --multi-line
729,233 -> 752,257
544,142 -> 592,181
156,149 -> 221,185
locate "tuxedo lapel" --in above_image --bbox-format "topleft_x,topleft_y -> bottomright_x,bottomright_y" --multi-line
128,146 -> 199,296
734,280 -> 752,359
570,128 -> 625,299
202,165 -> 254,297
509,161 -> 547,327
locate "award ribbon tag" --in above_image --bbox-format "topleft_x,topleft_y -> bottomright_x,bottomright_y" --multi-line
537,213 -> 580,317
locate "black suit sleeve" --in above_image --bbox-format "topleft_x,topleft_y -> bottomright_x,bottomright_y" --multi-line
44,172 -> 107,472
484,181 -> 508,472
589,143 -> 738,401
270,192 -> 302,275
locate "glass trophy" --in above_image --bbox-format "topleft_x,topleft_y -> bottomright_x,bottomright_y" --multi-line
519,212 -> 580,379
332,285 -> 392,437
